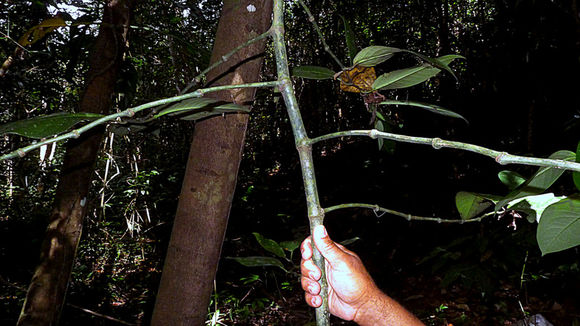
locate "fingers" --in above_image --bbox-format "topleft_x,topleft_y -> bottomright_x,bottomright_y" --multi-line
300,236 -> 313,260
312,225 -> 345,264
301,255 -> 321,280
304,292 -> 322,308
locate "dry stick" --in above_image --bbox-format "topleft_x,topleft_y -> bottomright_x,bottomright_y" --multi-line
271,1 -> 330,325
0,81 -> 280,161
309,129 -> 580,172
324,203 -> 495,223
298,0 -> 345,70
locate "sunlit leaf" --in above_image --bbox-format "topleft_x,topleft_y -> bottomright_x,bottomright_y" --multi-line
455,191 -> 499,220
379,99 -> 467,123
292,65 -> 335,80
574,141 -> 580,191
0,112 -> 103,139
338,15 -> 357,64
498,170 -> 527,190
353,46 -> 401,67
18,15 -> 66,47
507,193 -> 565,223
253,232 -> 286,258
372,55 -> 462,90
495,150 -> 576,210
537,195 -> 580,256
226,256 -> 287,271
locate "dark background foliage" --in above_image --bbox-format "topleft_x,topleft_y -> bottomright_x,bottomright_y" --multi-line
1,0 -> 579,325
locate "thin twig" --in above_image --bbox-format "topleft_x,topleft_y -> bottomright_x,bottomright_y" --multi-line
324,203 -> 495,223
180,30 -> 272,94
67,303 -> 137,326
309,129 -> 580,172
0,81 -> 281,161
298,0 -> 345,70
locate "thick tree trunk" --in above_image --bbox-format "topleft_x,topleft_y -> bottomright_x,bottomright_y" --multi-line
17,1 -> 133,325
151,1 -> 272,325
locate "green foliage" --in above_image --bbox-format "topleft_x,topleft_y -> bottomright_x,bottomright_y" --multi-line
495,150 -> 576,210
372,55 -> 463,90
537,195 -> 580,256
379,99 -> 467,123
0,112 -> 103,139
338,15 -> 357,64
353,45 -> 400,67
498,170 -> 527,190
252,232 -> 286,258
154,98 -> 249,120
227,232 -> 302,275
227,256 -> 287,272
457,150 -> 579,254
574,141 -> 580,191
292,65 -> 335,80
455,192 -> 498,220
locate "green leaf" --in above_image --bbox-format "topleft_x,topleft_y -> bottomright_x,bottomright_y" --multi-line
455,191 -> 499,220
226,256 -> 287,271
353,46 -> 401,67
154,97 -> 216,117
279,239 -> 301,253
253,232 -> 286,258
338,15 -> 357,65
0,112 -> 104,139
375,119 -> 384,150
495,150 -> 576,210
400,50 -> 465,80
537,195 -> 580,256
498,170 -> 527,190
339,237 -> 360,246
155,97 -> 250,121
379,99 -> 467,123
574,141 -> 580,191
508,193 -> 566,223
372,55 -> 462,90
292,65 -> 336,80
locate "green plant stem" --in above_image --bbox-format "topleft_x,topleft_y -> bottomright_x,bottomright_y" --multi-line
309,129 -> 580,172
180,30 -> 272,94
272,1 -> 329,325
0,81 -> 280,161
324,203 -> 494,223
298,0 -> 345,70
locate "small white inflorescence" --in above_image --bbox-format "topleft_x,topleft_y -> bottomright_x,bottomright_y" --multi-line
247,4 -> 256,12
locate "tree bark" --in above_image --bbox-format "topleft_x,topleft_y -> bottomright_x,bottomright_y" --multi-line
151,1 -> 272,325
17,1 -> 134,325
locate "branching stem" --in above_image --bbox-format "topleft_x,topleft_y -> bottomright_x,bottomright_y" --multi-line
309,129 -> 580,172
0,81 -> 280,161
324,203 -> 495,223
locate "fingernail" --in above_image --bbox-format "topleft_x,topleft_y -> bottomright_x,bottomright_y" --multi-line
309,271 -> 317,280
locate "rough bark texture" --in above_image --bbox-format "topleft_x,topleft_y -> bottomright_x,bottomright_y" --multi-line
17,1 -> 133,325
151,1 -> 272,325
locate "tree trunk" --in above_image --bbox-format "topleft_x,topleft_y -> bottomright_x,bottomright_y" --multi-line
151,1 -> 272,325
17,1 -> 134,325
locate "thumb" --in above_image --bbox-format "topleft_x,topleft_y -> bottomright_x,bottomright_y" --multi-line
312,225 -> 345,264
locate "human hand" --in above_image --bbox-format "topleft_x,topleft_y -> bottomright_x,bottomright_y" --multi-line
300,225 -> 381,322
